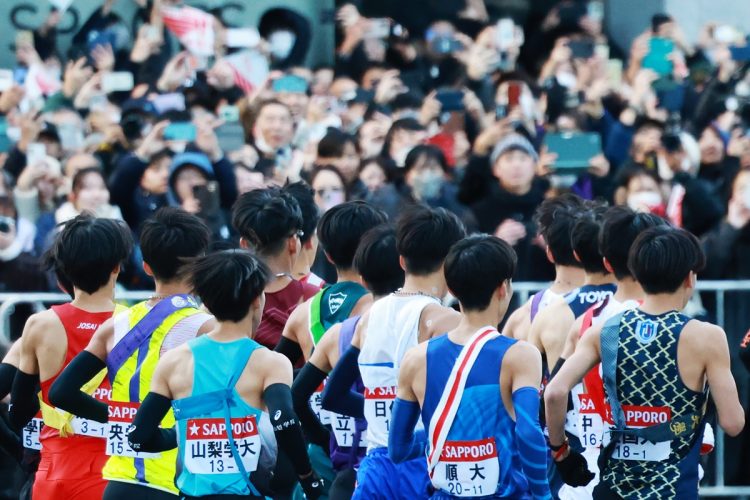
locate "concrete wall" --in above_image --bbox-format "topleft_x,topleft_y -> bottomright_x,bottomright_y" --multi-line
0,0 -> 334,68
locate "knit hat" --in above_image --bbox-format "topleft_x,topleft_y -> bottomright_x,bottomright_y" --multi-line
490,133 -> 538,165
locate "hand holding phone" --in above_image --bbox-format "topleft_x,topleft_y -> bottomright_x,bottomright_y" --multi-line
542,132 -> 602,172
163,122 -> 197,142
192,181 -> 220,216
102,72 -> 135,93
642,37 -> 674,76
436,89 -> 465,112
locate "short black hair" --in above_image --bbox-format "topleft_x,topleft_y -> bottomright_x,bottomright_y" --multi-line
404,145 -> 448,174
354,224 -> 404,296
283,181 -> 318,245
188,250 -> 271,322
317,128 -> 357,158
396,205 -> 466,275
533,193 -> 586,267
628,226 -> 705,294
317,201 -> 387,270
140,207 -> 211,282
445,235 -> 517,311
45,214 -> 133,294
599,206 -> 668,280
231,187 -> 303,256
570,201 -> 608,274
71,167 -> 105,195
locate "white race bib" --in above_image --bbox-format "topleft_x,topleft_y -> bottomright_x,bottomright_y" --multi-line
310,381 -> 331,426
184,415 -> 261,474
331,413 -> 366,448
364,386 -> 397,436
106,402 -> 160,458
22,415 -> 43,450
604,405 -> 671,462
431,438 -> 500,497
72,416 -> 107,438
577,394 -> 605,450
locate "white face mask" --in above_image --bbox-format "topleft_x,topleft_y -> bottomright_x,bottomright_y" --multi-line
320,189 -> 345,212
555,71 -> 577,89
393,147 -> 411,167
268,31 -> 295,60
412,170 -> 444,200
627,191 -> 662,212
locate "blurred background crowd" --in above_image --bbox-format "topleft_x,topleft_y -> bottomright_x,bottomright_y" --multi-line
2,0 -> 750,487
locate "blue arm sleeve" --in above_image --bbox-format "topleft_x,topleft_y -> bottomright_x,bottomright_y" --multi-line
321,346 -> 364,419
388,398 -> 426,463
513,386 -> 553,500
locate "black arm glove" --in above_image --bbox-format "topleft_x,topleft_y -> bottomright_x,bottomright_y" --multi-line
291,363 -> 331,448
274,337 -> 303,367
264,383 -> 313,475
321,346 -> 364,419
48,351 -> 108,423
9,370 -> 40,432
555,449 -> 595,487
128,392 -> 177,453
0,362 -> 18,400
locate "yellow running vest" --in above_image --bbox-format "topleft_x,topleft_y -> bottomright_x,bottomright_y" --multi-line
103,301 -> 203,494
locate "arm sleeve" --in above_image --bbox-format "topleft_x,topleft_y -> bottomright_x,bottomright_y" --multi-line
8,370 -> 40,431
275,337 -> 303,367
128,392 -> 177,453
513,387 -> 553,500
48,351 -> 109,423
264,383 -> 313,477
320,346 -> 364,419
388,398 -> 425,463
0,362 -> 18,400
290,362 -> 331,448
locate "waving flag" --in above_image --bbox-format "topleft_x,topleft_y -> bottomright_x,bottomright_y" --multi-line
162,5 -> 215,57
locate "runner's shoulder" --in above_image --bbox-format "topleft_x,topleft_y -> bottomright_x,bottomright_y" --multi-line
22,309 -> 63,345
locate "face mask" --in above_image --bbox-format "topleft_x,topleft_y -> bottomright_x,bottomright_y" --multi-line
555,71 -> 577,89
320,190 -> 345,212
413,170 -> 444,200
168,141 -> 187,154
520,92 -> 536,120
627,191 -> 662,212
393,147 -> 412,167
268,31 -> 295,60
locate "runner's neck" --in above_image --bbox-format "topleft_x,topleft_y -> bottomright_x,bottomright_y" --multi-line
71,283 -> 116,313
148,280 -> 193,306
550,265 -> 585,294
264,253 -> 296,293
447,306 -> 504,345
583,272 -> 614,287
613,277 -> 644,303
335,268 -> 360,283
400,272 -> 446,300
209,315 -> 257,343
639,291 -> 690,317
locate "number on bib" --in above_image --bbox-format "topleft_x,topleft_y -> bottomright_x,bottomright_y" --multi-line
183,416 -> 261,475
106,402 -> 160,458
22,417 -> 43,450
432,438 -> 500,498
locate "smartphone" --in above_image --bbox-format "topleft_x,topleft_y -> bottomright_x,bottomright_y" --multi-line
216,122 -> 246,153
507,82 -> 522,110
606,59 -> 623,84
193,181 -> 220,216
495,18 -> 515,50
642,37 -> 674,76
543,132 -> 602,172
368,18 -> 392,39
15,31 -> 33,48
271,75 -> 308,94
569,40 -> 595,59
225,28 -> 260,48
436,89 -> 465,112
431,36 -> 463,55
0,116 -> 9,153
102,72 -> 135,93
495,104 -> 508,120
219,105 -> 240,123
0,70 -> 13,92
151,93 -> 186,114
163,122 -> 197,142
714,25 -> 738,44
143,24 -> 160,42
730,45 -> 750,62
587,1 -> 604,22
26,142 -> 46,167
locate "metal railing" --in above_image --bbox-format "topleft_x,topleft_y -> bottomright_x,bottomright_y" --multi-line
3,281 -> 750,497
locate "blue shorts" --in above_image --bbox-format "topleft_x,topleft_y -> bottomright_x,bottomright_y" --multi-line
352,448 -> 430,500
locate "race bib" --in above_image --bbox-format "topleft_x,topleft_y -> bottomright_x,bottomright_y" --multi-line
184,415 -> 261,474
432,438 -> 500,498
364,386 -> 397,434
310,381 -> 331,426
22,414 -> 43,450
106,402 -> 160,458
577,394 -> 604,450
331,413 -> 366,448
604,405 -> 671,462
72,416 -> 107,438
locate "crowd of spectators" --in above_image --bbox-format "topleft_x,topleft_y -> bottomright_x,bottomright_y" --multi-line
1,0 -> 750,309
